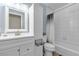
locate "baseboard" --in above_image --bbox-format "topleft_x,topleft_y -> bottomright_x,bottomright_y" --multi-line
55,44 -> 79,56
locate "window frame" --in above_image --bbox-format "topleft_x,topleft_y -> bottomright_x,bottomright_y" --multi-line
5,6 -> 29,33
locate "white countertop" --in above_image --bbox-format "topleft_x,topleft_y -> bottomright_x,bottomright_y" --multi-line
0,35 -> 34,41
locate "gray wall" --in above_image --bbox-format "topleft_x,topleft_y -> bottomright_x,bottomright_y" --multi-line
34,4 -> 44,39
54,4 -> 79,55
0,6 -> 5,33
34,4 -> 44,56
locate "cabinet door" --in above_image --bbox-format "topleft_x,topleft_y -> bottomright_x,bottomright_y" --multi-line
34,45 -> 43,56
22,51 -> 34,56
20,41 -> 34,56
0,47 -> 19,56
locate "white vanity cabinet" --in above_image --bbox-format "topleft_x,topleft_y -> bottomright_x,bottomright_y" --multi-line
0,45 -> 34,56
20,41 -> 34,56
0,47 -> 19,56
0,37 -> 34,56
0,4 -> 34,56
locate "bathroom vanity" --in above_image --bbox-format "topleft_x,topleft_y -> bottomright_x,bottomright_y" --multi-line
0,37 -> 34,56
0,3 -> 45,56
0,3 -> 35,56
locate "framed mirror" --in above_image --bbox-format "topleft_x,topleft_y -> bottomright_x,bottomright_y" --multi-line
5,6 -> 29,33
0,4 -> 34,37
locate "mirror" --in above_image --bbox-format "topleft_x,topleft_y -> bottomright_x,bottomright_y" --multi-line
9,14 -> 21,29
0,3 -> 34,36
5,4 -> 29,32
9,9 -> 25,29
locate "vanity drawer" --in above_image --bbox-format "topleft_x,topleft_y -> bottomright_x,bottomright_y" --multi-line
20,42 -> 34,56
0,47 -> 19,56
22,51 -> 34,56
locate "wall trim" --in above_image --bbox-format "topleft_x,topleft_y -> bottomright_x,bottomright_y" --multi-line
55,44 -> 79,56
54,3 -> 76,13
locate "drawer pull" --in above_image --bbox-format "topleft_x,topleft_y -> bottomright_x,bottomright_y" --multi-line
17,49 -> 20,52
26,48 -> 30,51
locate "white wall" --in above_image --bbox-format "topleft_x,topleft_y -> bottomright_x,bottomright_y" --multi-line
34,4 -> 44,56
0,6 -> 5,33
34,4 -> 43,39
46,7 -> 53,15
54,4 -> 79,55
46,3 -> 68,15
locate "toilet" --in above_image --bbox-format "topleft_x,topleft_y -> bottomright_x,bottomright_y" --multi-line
42,35 -> 55,56
44,43 -> 55,56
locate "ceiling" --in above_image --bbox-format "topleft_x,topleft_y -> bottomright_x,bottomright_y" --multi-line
24,3 -> 68,14
43,3 -> 68,10
42,3 -> 68,14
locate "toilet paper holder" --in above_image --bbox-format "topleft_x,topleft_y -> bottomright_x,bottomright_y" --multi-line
35,39 -> 44,46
